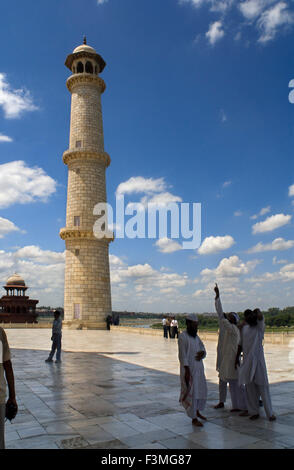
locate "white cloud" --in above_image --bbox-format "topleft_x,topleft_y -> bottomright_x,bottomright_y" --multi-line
198,235 -> 235,255
222,180 -> 232,188
220,109 -> 227,122
117,176 -> 182,209
273,256 -> 288,265
97,0 -> 108,4
179,0 -> 234,13
116,176 -> 167,196
289,184 -> 294,197
0,133 -> 12,143
0,217 -> 21,238
246,262 -> 294,283
193,284 -> 245,299
260,206 -> 271,216
252,213 -> 292,233
280,263 -> 294,280
0,73 -> 38,119
250,205 -> 271,220
239,0 -> 269,20
257,1 -> 294,43
155,237 -> 182,253
141,192 -> 182,208
248,237 -> 294,253
110,256 -> 188,292
0,161 -> 57,208
206,21 -> 225,45
13,246 -> 65,264
109,254 -> 125,267
200,255 -> 259,280
234,210 -> 243,217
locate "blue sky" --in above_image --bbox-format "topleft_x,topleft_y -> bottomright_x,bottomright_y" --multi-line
0,0 -> 294,312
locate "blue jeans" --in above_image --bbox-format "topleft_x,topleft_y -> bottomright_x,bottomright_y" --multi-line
48,334 -> 62,361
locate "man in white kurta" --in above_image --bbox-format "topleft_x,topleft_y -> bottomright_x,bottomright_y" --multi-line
238,309 -> 276,421
214,285 -> 228,409
214,285 -> 247,411
178,314 -> 208,427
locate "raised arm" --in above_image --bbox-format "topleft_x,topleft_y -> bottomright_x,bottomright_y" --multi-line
214,283 -> 225,321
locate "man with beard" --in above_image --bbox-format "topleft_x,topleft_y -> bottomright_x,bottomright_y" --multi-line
238,308 -> 276,421
178,313 -> 207,427
214,284 -> 247,412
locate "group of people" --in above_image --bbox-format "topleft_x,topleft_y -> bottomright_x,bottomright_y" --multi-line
0,291 -> 277,448
178,284 -> 276,427
162,316 -> 179,339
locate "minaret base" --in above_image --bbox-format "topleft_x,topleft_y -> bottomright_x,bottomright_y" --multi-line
63,320 -> 108,330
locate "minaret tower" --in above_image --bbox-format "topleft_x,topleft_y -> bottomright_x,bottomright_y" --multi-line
60,38 -> 113,329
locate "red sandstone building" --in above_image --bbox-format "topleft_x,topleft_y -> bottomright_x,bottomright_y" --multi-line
0,274 -> 39,323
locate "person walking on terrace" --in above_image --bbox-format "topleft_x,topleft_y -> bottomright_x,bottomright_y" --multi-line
237,308 -> 276,421
166,317 -> 171,339
45,310 -> 63,364
0,327 -> 18,449
106,314 -> 112,331
162,317 -> 168,338
214,284 -> 247,412
178,314 -> 207,427
171,317 -> 179,339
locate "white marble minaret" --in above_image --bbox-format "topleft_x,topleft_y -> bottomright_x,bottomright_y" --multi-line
60,38 -> 113,329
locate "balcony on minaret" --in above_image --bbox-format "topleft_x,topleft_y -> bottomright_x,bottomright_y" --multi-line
65,38 -> 106,76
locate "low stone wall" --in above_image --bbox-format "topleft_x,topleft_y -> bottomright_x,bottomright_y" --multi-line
0,323 -> 52,329
112,326 -> 294,345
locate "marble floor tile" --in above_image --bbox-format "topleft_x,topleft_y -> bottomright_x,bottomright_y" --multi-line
237,439 -> 288,449
133,442 -> 168,449
158,436 -> 205,449
119,429 -> 177,447
99,421 -> 140,439
17,426 -> 47,439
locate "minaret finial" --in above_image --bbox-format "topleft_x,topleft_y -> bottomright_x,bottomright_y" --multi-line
83,36 -> 87,45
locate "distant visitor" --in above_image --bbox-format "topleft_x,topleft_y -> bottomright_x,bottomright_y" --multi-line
45,310 -> 63,364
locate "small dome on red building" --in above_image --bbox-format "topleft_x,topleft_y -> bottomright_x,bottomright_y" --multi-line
6,274 -> 26,287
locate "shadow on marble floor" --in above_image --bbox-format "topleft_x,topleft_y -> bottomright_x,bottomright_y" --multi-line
4,348 -> 294,450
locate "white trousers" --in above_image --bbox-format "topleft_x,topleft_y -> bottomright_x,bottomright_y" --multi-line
219,379 -> 228,403
228,380 -> 247,410
0,404 -> 5,450
245,382 -> 274,418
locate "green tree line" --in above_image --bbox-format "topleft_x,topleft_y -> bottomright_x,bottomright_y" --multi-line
152,306 -> 294,330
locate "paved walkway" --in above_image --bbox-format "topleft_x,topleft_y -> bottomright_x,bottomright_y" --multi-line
3,329 -> 294,449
